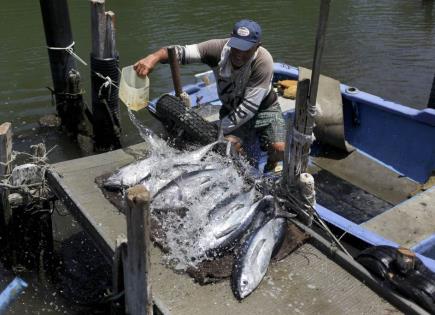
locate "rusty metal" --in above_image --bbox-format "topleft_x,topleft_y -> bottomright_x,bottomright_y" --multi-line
167,46 -> 183,97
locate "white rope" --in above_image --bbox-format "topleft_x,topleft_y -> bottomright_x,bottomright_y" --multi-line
47,41 -> 88,66
292,127 -> 316,145
47,42 -> 122,98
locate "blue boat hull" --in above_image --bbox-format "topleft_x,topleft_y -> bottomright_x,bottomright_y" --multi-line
148,62 -> 435,271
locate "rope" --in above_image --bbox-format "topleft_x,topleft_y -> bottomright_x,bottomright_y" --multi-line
47,42 -> 120,94
94,71 -> 119,100
292,128 -> 315,146
47,41 -> 88,66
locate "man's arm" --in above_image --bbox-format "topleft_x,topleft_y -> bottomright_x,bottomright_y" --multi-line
134,47 -> 168,77
134,39 -> 226,77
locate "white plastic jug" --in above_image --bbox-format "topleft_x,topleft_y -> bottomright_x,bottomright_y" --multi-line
119,65 -> 149,111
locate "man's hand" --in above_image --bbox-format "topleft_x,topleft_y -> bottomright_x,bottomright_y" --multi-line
133,55 -> 157,77
225,135 -> 244,155
134,47 -> 169,77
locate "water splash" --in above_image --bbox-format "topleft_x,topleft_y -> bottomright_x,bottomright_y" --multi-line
127,108 -> 173,156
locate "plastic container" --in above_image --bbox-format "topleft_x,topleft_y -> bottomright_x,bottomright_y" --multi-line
119,65 -> 150,111
0,277 -> 28,313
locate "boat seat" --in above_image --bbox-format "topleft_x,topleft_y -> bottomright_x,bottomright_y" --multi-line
361,186 -> 435,248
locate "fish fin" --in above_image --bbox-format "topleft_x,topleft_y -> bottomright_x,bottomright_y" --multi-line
214,223 -> 239,238
250,238 -> 267,266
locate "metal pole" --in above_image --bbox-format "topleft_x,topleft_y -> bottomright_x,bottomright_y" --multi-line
167,46 -> 183,97
39,0 -> 77,124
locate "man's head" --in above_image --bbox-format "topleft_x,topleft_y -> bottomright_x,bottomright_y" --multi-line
228,19 -> 262,68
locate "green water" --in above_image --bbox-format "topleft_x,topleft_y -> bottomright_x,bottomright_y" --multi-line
0,1 -> 434,313
0,0 -> 434,161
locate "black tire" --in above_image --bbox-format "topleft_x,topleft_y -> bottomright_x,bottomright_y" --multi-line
156,94 -> 218,145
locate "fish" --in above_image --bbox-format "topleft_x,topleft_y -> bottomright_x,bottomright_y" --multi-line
231,210 -> 287,300
104,141 -> 223,190
197,193 -> 272,256
151,168 -> 223,210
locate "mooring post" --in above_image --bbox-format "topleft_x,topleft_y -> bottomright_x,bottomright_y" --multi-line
104,11 -> 116,59
0,123 -> 12,262
91,0 -> 106,58
39,0 -> 77,128
90,0 -> 121,152
124,185 -> 153,315
282,0 -> 331,225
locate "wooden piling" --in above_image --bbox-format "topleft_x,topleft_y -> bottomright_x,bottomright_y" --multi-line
283,79 -> 311,187
0,122 -> 12,223
124,185 -> 153,315
90,0 -> 121,152
91,0 -> 106,58
0,123 -> 12,261
104,11 -> 116,59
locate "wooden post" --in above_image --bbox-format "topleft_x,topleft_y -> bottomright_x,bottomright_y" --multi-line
283,79 -> 311,187
104,11 -> 116,59
283,0 -> 331,188
0,123 -> 12,261
90,1 -> 121,152
124,185 -> 153,315
90,0 -> 106,58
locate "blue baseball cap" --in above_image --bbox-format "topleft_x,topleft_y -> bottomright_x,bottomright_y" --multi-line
228,19 -> 262,51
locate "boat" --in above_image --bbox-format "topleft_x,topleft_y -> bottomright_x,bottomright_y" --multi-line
145,62 -> 435,312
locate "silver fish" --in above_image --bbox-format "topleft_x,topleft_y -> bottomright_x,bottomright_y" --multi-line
232,213 -> 287,300
196,191 -> 265,256
104,141 -> 222,190
151,168 -> 222,210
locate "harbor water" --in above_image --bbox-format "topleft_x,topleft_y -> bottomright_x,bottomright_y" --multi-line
0,0 -> 434,314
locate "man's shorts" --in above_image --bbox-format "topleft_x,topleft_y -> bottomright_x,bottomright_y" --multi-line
221,102 -> 286,152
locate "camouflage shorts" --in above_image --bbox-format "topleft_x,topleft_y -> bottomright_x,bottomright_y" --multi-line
221,102 -> 286,151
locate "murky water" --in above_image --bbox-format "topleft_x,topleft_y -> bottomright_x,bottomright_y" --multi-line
1,0 -> 434,161
1,1 -> 434,313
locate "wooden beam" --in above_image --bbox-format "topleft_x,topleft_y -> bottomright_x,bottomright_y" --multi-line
124,185 -> 153,315
90,0 -> 106,58
104,11 -> 116,58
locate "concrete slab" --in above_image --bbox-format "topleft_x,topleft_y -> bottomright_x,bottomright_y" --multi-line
362,187 -> 435,248
46,144 -> 399,315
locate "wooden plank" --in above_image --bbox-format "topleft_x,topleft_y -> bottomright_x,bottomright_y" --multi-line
124,185 -> 153,315
90,0 -> 106,58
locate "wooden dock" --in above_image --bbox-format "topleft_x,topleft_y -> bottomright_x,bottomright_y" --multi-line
45,142 -> 420,315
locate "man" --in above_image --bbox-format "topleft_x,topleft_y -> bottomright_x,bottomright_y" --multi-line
134,19 -> 285,172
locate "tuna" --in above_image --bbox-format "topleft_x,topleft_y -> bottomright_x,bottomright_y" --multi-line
104,141 -> 222,190
197,194 -> 271,256
232,212 -> 287,300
